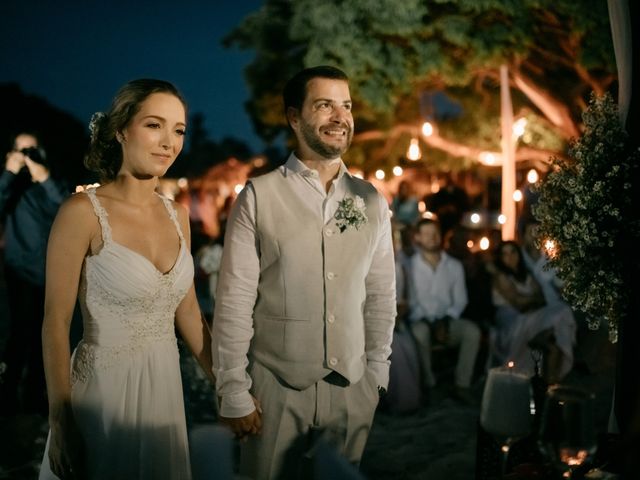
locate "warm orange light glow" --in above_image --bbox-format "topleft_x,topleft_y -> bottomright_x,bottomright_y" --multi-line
407,138 -> 421,161
560,448 -> 589,466
543,238 -> 558,258
513,118 -> 527,138
513,189 -> 523,202
479,151 -> 499,166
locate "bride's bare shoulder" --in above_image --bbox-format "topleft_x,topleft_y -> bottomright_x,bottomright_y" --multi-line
53,190 -> 100,234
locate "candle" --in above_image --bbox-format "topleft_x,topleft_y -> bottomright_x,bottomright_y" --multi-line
480,365 -> 532,440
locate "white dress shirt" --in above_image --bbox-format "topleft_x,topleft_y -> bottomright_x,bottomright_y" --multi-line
407,251 -> 468,323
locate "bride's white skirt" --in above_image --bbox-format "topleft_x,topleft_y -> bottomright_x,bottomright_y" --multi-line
39,339 -> 191,480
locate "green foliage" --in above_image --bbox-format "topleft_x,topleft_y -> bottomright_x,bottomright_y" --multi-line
533,94 -> 640,342
224,0 -> 615,168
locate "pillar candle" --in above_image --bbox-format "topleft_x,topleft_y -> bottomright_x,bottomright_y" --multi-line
480,365 -> 532,440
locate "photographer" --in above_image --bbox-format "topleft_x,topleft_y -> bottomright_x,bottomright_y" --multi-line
0,131 -> 69,417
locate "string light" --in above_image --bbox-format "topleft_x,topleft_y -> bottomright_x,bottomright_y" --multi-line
479,151 -> 499,166
513,189 -> 523,202
407,138 -> 422,161
421,121 -> 434,137
513,118 -> 527,138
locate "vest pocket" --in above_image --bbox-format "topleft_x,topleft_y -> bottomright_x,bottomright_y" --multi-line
254,315 -> 318,362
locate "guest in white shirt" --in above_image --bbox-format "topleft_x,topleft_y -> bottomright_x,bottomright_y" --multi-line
212,66 -> 396,479
406,218 -> 480,404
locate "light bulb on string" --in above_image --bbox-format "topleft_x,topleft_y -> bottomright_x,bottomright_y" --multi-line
407,138 -> 421,161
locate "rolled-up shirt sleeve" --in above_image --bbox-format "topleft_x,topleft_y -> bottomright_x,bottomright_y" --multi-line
364,194 -> 397,389
212,183 -> 260,418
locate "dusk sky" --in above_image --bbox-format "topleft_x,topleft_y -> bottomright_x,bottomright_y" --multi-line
0,0 -> 266,152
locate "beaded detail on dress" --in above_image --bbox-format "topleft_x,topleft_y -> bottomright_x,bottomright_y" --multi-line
71,188 -> 193,385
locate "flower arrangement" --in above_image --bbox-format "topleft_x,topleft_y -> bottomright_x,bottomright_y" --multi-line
335,195 -> 368,232
533,92 -> 640,343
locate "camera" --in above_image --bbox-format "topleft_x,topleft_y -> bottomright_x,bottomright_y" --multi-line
20,146 -> 48,166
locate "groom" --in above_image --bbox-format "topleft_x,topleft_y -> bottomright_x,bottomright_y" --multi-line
212,65 -> 396,479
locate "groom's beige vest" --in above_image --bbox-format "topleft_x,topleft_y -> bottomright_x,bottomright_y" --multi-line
249,170 -> 382,390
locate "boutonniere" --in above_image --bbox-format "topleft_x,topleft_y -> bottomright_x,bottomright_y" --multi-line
334,195 -> 368,232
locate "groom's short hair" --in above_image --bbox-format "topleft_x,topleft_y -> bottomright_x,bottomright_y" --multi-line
283,65 -> 349,114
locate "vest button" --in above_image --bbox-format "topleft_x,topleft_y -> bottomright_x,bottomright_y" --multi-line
326,272 -> 335,280
329,357 -> 338,366
327,314 -> 335,324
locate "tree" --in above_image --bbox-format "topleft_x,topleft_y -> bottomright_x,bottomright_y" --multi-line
167,113 -> 254,178
224,0 -> 616,174
0,83 -> 90,186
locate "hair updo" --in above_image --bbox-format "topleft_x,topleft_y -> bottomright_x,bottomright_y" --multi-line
84,79 -> 187,182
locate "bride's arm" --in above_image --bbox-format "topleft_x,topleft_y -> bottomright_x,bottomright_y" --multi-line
173,203 -> 215,384
42,194 -> 95,479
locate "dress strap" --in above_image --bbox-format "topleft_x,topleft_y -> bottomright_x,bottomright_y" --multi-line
84,188 -> 113,245
157,193 -> 185,244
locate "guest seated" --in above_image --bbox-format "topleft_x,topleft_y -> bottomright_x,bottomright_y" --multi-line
393,224 -> 416,327
406,218 -> 481,404
445,224 -> 495,329
391,180 -> 420,228
490,241 -> 576,384
520,220 -> 565,307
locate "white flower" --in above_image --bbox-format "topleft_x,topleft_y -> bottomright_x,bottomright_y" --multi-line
334,195 -> 368,232
533,92 -> 640,343
89,111 -> 106,142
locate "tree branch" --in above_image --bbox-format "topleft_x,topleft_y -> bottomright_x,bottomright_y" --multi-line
353,124 -> 567,169
511,69 -> 581,139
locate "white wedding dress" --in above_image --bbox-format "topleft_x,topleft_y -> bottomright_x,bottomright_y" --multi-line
40,188 -> 194,479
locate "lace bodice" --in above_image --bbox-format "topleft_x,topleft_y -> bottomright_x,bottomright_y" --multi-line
72,188 -> 194,384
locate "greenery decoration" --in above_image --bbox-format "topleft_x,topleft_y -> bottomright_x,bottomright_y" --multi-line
533,92 -> 640,343
334,195 -> 368,232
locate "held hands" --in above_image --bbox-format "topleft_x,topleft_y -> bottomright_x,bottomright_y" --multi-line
219,395 -> 263,442
47,404 -> 87,480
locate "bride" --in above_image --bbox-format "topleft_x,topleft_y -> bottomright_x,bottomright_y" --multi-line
39,79 -> 215,479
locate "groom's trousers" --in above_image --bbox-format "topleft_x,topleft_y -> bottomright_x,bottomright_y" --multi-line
239,360 -> 379,480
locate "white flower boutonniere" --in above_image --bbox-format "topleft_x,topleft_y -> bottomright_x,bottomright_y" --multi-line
335,195 -> 368,232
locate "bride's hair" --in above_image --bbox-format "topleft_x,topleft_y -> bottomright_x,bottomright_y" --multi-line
84,79 -> 187,182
